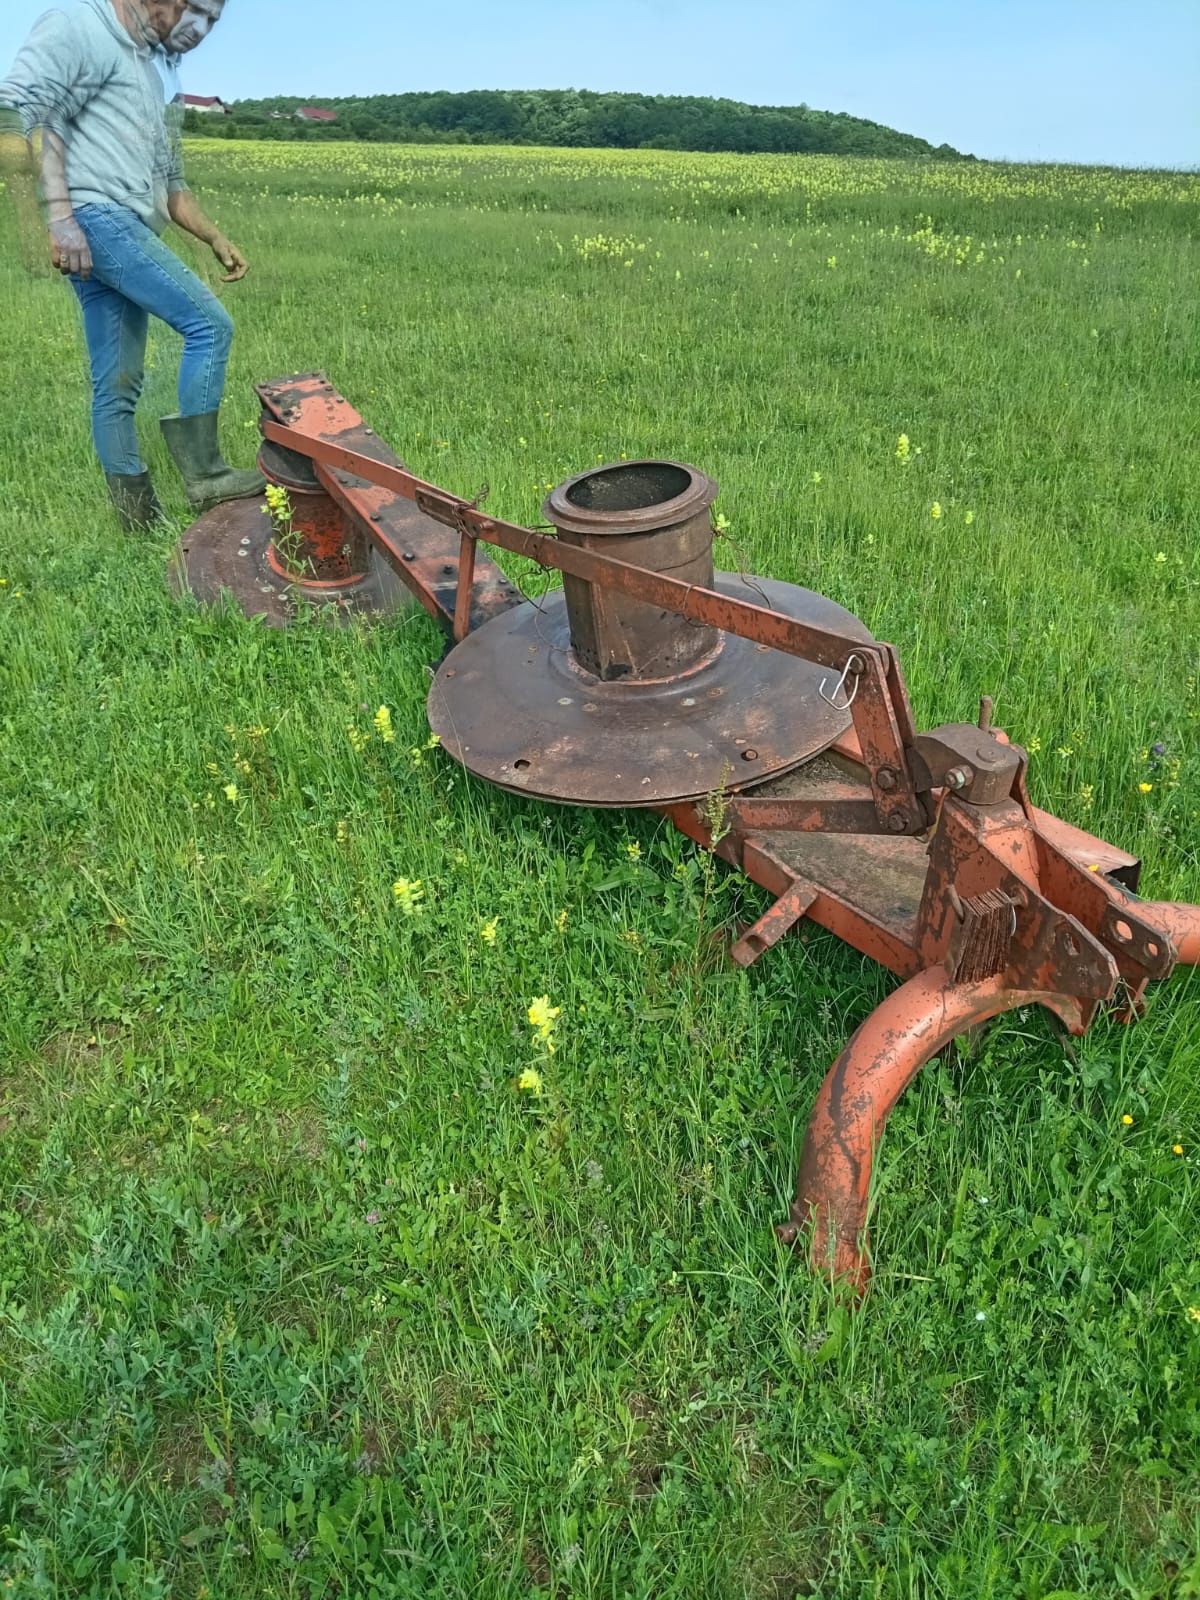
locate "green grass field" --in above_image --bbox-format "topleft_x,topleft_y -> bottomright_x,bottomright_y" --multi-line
1,142 -> 1198,1598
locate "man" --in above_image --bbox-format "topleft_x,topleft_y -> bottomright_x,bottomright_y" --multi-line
0,0 -> 263,529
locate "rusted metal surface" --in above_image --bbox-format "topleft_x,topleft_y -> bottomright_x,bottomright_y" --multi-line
256,376 -> 522,634
913,722 -> 1025,808
452,525 -> 478,644
777,967 -> 1089,1292
170,494 -> 406,626
667,792 -> 926,978
175,373 -> 1200,1299
428,578 -> 873,807
730,879 -> 817,968
850,648 -> 928,835
946,888 -> 1021,983
546,461 -> 719,680
262,480 -> 369,587
921,801 -> 1122,1011
1028,807 -> 1140,890
1139,902 -> 1200,966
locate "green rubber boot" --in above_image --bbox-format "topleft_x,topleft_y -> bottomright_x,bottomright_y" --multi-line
160,411 -> 266,510
105,470 -> 163,531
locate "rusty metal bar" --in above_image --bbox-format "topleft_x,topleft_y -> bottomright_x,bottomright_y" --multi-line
730,879 -> 818,968
260,421 -> 906,679
453,525 -> 477,643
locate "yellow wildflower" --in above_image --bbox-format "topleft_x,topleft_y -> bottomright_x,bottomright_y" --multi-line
1121,1114 -> 1134,1126
1138,782 -> 1154,795
480,917 -> 500,945
555,909 -> 569,934
392,877 -> 425,915
1172,1144 -> 1184,1156
930,502 -> 943,520
374,706 -> 396,744
528,995 -> 562,1052
223,784 -> 239,804
1187,1307 -> 1200,1324
625,841 -> 642,860
263,483 -> 293,535
517,1067 -> 544,1096
964,510 -> 975,526
895,434 -> 911,464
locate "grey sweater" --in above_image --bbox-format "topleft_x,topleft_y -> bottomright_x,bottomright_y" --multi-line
0,0 -> 186,233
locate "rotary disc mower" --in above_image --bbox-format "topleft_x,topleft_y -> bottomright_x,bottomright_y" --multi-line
175,374 -> 1200,1292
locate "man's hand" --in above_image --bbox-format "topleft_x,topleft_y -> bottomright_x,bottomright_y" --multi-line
48,213 -> 91,279
211,234 -> 248,282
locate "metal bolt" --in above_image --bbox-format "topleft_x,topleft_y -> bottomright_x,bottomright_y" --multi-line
887,811 -> 909,833
370,512 -> 381,523
979,695 -> 994,733
402,551 -> 415,561
741,749 -> 759,762
876,766 -> 898,792
946,766 -> 972,791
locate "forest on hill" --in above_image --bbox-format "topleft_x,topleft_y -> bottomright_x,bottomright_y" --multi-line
185,87 -> 970,159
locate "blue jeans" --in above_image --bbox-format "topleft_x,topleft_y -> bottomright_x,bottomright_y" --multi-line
70,203 -> 234,476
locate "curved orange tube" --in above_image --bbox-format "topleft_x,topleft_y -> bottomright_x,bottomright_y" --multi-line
778,968 -> 1086,1293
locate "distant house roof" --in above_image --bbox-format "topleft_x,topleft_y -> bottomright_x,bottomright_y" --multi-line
182,94 -> 228,109
295,106 -> 338,122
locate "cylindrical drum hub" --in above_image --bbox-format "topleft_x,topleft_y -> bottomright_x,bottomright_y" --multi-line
258,435 -> 370,588
545,461 -> 719,681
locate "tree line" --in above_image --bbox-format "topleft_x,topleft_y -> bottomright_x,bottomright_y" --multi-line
184,88 -> 969,160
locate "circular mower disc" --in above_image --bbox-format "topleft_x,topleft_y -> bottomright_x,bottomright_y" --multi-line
171,495 -> 411,627
428,576 -> 874,807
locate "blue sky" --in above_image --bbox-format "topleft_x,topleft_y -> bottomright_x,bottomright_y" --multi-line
2,0 -> 1196,167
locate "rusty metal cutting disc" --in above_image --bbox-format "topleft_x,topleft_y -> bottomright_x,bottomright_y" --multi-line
171,495 -> 410,626
428,576 -> 874,807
